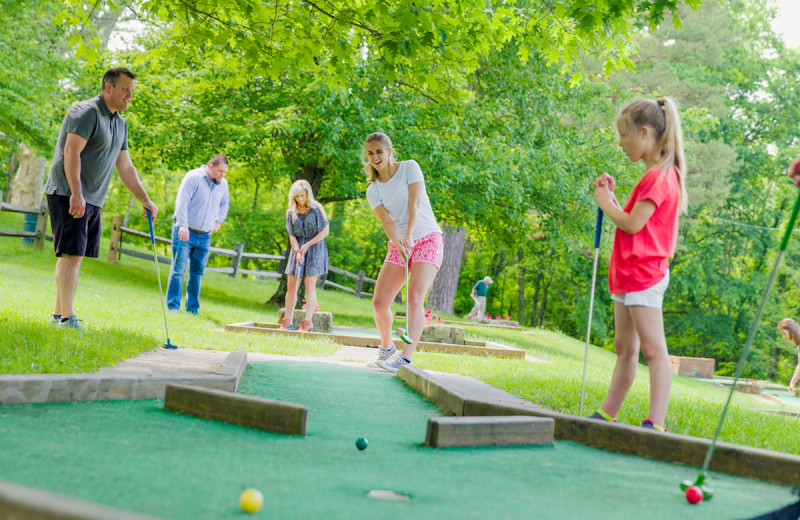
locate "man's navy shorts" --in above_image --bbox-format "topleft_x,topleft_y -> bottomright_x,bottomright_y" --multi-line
47,194 -> 102,258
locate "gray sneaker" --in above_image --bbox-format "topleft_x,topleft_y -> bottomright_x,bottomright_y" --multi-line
367,345 -> 397,368
376,350 -> 410,374
49,315 -> 61,326
58,315 -> 87,333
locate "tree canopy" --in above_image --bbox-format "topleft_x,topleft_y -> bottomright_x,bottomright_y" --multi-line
62,0 -> 699,97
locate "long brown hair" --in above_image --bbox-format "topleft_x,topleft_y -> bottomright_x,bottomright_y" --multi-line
362,132 -> 393,183
617,97 -> 688,215
778,318 -> 800,346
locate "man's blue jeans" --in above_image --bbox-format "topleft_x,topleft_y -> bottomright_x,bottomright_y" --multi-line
167,226 -> 211,313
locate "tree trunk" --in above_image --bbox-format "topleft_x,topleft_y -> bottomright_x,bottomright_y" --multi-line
517,246 -> 526,324
427,224 -> 466,315
5,152 -> 17,203
538,278 -> 551,326
487,248 -> 506,318
9,143 -> 45,208
530,272 -> 541,327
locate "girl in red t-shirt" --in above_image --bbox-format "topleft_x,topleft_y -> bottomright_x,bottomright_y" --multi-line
589,98 -> 688,432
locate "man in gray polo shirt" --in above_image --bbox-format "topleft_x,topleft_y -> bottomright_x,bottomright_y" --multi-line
167,156 -> 230,315
44,67 -> 158,332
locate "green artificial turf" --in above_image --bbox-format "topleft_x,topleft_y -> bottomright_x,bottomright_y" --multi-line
0,361 -> 795,520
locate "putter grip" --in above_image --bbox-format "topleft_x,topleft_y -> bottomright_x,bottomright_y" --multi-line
145,208 -> 155,244
594,208 -> 603,249
780,190 -> 800,252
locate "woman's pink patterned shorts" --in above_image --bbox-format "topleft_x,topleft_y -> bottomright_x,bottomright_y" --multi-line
385,232 -> 443,269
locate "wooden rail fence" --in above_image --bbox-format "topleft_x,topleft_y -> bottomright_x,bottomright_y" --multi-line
0,191 -> 50,249
108,215 -> 377,298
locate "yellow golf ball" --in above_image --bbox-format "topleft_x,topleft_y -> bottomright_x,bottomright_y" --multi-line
239,488 -> 264,513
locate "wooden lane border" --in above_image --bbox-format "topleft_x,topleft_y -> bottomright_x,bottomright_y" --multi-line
224,321 -> 525,359
397,365 -> 800,487
426,416 -> 555,448
0,479 -> 167,520
164,384 -> 308,435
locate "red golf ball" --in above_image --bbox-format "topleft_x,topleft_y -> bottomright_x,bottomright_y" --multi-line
685,486 -> 703,505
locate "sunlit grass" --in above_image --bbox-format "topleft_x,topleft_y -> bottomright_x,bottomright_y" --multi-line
1,224 -> 799,455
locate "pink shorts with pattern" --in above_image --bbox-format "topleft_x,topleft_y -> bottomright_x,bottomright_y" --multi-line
385,232 -> 443,269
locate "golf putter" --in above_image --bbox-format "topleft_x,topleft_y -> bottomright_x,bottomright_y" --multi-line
681,187 -> 800,501
579,208 -> 603,416
286,250 -> 303,330
401,255 -> 412,344
146,209 -> 178,349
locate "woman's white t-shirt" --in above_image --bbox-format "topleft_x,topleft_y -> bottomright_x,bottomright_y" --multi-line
365,160 -> 442,241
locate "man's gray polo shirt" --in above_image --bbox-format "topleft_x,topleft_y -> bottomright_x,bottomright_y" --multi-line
44,94 -> 129,208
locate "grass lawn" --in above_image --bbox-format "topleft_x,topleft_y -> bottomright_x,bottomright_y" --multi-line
1,210 -> 799,456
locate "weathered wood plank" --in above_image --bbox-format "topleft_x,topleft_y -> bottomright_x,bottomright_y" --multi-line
164,384 -> 307,435
426,416 -> 554,448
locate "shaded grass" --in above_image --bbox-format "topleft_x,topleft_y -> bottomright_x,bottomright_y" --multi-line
0,238 -> 338,374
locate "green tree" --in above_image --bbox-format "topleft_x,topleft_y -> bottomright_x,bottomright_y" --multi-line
62,0 -> 700,98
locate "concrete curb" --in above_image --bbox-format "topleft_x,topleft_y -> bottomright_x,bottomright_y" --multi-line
398,365 -> 800,487
0,480 -> 167,520
0,350 -> 247,404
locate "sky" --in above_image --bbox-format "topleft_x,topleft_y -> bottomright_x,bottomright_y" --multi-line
773,0 -> 800,48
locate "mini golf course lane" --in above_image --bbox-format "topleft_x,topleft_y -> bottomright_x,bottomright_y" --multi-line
0,361 -> 794,519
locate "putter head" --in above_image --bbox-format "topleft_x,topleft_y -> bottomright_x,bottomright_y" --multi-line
681,474 -> 712,500
400,333 -> 413,344
162,338 -> 178,350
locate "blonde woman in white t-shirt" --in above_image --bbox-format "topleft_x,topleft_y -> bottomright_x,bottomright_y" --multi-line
363,132 -> 443,373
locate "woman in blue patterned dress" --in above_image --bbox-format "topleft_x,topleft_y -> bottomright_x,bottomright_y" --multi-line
280,180 -> 329,332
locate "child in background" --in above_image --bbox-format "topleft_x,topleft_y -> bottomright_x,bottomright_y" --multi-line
590,98 -> 688,432
777,318 -> 800,394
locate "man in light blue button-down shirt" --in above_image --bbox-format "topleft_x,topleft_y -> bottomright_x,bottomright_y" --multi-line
167,155 -> 230,314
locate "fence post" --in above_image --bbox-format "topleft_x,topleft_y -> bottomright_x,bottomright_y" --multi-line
355,270 -> 365,298
108,216 -> 122,264
33,197 -> 48,250
231,243 -> 244,278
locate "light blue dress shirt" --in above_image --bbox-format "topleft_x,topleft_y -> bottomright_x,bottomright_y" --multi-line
172,166 -> 230,232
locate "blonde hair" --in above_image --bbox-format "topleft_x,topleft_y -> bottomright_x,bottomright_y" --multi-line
288,179 -> 318,219
778,318 -> 800,347
362,132 -> 393,183
617,97 -> 688,215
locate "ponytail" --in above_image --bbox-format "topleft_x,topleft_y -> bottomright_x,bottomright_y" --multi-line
658,98 -> 688,215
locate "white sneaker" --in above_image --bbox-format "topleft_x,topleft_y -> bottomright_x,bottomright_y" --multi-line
367,345 -> 397,368
49,315 -> 61,326
58,315 -> 87,333
376,350 -> 410,374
